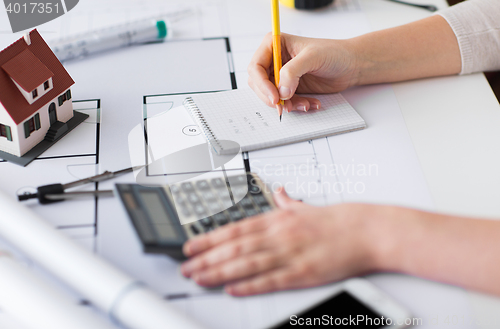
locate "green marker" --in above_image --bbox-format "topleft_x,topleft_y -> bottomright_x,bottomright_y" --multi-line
51,17 -> 172,62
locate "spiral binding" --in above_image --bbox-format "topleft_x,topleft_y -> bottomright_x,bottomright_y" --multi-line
183,97 -> 224,154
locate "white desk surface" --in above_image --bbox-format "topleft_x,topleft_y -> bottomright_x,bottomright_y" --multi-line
365,0 -> 500,219
363,0 -> 500,326
2,0 -> 500,328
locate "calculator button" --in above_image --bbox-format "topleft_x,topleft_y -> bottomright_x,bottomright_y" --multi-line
190,224 -> 201,235
208,202 -> 223,214
252,194 -> 268,206
244,208 -> 259,217
193,204 -> 207,217
187,193 -> 200,204
217,189 -> 231,198
200,217 -> 213,228
212,213 -> 229,226
169,185 -> 181,195
221,198 -> 234,209
201,191 -> 216,201
259,205 -> 272,213
228,207 -> 244,221
176,204 -> 191,217
181,182 -> 194,192
232,186 -> 247,199
211,178 -> 226,189
249,184 -> 261,194
196,180 -> 211,190
173,194 -> 185,204
239,197 -> 254,208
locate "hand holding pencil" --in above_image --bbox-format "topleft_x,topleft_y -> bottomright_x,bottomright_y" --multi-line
248,3 -> 342,116
248,31 -> 365,114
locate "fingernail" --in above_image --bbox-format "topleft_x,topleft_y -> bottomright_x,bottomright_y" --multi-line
193,272 -> 207,285
296,105 -> 306,112
226,284 -> 243,296
311,103 -> 319,110
181,262 -> 193,276
225,286 -> 235,295
268,95 -> 275,105
279,86 -> 291,99
185,240 -> 200,255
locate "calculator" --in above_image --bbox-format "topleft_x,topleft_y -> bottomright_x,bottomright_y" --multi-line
115,173 -> 275,260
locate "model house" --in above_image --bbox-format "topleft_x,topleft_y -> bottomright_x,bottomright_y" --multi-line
0,29 -> 75,158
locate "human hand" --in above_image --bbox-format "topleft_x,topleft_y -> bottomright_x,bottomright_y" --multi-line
248,33 -> 359,113
181,188 -> 394,296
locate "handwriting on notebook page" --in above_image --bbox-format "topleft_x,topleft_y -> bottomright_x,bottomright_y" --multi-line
228,111 -> 272,134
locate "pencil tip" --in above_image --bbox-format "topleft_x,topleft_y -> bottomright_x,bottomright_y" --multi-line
280,115 -> 282,122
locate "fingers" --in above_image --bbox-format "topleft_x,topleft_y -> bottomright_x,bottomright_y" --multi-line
279,50 -> 313,100
181,233 -> 270,277
248,33 -> 280,107
183,215 -> 268,257
225,267 -> 303,296
248,33 -> 324,112
299,97 -> 321,111
273,187 -> 302,210
283,99 -> 293,113
282,96 -> 321,113
189,252 -> 285,288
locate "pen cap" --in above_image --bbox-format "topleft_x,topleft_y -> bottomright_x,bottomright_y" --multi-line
129,18 -> 171,42
160,19 -> 173,40
280,0 -> 334,9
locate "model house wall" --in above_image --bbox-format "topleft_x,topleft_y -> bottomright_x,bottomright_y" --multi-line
12,89 -> 73,157
0,104 -> 19,156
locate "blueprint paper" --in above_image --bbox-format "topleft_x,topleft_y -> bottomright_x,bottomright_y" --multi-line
0,0 -> 477,328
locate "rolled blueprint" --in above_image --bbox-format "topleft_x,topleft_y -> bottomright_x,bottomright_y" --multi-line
0,252 -> 115,329
0,190 -> 204,329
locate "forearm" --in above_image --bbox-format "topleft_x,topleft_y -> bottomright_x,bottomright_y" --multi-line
348,15 -> 461,86
375,208 -> 500,295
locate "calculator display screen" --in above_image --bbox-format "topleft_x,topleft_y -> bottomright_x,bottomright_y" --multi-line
139,191 -> 179,240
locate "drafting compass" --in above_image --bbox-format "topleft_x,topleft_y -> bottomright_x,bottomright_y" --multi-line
18,167 -> 140,204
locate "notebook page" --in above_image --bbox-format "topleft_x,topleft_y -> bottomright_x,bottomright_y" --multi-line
187,89 -> 365,153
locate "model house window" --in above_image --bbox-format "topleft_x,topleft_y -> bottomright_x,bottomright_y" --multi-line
34,113 -> 41,130
44,80 -> 50,90
0,124 -> 12,142
58,93 -> 66,106
23,114 -> 41,138
32,89 -> 38,98
58,90 -> 71,106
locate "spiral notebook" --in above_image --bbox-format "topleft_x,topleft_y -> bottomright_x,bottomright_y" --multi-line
183,89 -> 366,155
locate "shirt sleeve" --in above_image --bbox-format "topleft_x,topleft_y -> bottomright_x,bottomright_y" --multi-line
438,0 -> 500,75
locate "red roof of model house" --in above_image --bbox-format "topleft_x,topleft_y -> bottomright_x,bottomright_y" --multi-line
2,48 -> 55,92
0,29 -> 74,125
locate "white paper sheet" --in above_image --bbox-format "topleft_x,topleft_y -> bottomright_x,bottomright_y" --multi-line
0,0 -> 477,328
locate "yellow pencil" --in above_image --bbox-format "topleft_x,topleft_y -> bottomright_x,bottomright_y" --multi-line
271,0 -> 284,121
